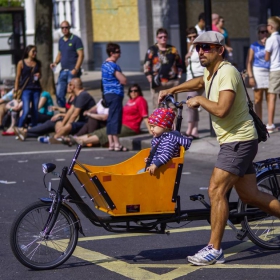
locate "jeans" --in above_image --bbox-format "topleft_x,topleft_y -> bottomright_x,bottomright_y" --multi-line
27,119 -> 56,138
56,69 -> 81,107
18,89 -> 40,128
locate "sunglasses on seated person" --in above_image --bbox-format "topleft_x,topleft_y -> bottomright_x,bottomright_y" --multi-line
129,89 -> 139,93
195,44 -> 219,53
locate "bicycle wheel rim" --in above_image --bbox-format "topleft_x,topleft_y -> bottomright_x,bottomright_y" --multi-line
243,170 -> 280,249
11,202 -> 78,269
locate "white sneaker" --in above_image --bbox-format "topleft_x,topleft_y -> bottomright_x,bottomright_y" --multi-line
187,244 -> 225,266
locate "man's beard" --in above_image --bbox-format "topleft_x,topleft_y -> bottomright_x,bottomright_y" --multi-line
200,60 -> 209,67
199,56 -> 209,67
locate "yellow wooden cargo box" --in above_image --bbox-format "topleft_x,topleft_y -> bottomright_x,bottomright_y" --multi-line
73,147 -> 185,216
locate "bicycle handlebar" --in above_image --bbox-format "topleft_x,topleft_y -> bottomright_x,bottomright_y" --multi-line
160,94 -> 192,109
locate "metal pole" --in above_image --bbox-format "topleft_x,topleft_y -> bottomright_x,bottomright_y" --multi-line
204,0 -> 216,137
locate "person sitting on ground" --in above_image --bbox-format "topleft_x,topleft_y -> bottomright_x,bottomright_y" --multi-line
14,89 -> 74,141
68,84 -> 151,149
74,98 -> 109,137
37,91 -> 54,123
36,77 -> 96,144
145,108 -> 192,174
2,99 -> 22,136
0,88 -> 14,129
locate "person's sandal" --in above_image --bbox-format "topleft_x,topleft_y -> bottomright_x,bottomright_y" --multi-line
69,135 -> 85,146
114,145 -> 129,152
108,145 -> 115,151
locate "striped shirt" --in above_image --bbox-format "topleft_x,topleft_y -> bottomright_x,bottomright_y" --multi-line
150,131 -> 192,168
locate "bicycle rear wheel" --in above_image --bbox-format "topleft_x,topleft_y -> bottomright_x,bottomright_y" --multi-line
10,201 -> 79,270
241,170 -> 280,250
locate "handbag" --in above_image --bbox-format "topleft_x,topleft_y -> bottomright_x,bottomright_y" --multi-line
240,75 -> 269,143
14,64 -> 36,100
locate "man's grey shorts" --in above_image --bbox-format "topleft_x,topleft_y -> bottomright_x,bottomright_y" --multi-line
215,139 -> 258,177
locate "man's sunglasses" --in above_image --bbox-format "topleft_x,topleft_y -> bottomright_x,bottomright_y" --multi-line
259,30 -> 268,34
195,44 -> 218,53
158,35 -> 167,39
61,26 -> 70,30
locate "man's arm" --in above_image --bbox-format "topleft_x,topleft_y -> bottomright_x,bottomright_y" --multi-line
75,49 -> 84,69
65,107 -> 81,125
60,104 -> 74,125
50,52 -> 61,69
71,49 -> 84,76
187,90 -> 235,118
143,48 -> 153,83
265,51 -> 271,62
158,76 -> 204,102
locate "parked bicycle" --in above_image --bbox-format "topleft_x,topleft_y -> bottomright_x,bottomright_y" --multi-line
10,95 -> 280,270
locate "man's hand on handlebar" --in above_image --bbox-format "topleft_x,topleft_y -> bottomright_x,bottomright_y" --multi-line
186,96 -> 200,109
158,89 -> 172,104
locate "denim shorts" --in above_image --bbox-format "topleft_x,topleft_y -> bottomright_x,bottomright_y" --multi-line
215,139 -> 258,177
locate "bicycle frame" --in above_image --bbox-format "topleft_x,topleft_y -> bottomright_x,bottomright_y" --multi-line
40,146 -> 273,241
40,95 -> 279,240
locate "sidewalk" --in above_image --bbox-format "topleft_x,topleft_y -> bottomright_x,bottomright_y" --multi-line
81,70 -> 280,160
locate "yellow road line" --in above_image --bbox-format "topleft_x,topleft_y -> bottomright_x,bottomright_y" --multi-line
77,225 -> 212,242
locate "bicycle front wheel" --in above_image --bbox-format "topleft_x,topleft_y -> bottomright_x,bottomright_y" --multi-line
10,201 -> 79,270
241,170 -> 280,250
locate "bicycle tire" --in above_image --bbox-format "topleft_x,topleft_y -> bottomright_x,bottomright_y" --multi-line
241,170 -> 280,250
10,201 -> 79,270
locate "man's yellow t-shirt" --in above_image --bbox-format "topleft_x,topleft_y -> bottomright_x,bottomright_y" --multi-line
204,61 -> 258,145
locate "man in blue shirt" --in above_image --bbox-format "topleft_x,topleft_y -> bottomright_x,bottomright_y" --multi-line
50,21 -> 84,108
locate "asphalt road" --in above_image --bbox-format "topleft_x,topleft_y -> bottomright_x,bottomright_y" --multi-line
1,138 -> 280,279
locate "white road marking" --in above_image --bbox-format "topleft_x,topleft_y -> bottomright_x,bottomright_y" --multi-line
0,148 -> 106,156
182,172 -> 191,175
18,160 -> 28,163
55,159 -> 66,161
0,180 -> 17,184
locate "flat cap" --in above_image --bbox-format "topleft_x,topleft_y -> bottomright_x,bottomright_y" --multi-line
193,31 -> 225,46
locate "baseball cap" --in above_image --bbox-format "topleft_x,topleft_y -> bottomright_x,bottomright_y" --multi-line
193,31 -> 225,46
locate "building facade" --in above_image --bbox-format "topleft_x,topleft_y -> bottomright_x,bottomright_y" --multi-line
0,0 -> 278,79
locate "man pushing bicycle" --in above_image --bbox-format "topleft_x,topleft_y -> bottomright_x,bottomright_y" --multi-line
159,31 -> 280,266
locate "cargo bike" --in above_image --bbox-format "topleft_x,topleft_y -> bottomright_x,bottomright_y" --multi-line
10,95 -> 280,270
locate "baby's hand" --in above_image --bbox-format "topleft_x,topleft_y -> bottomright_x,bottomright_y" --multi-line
146,164 -> 157,175
144,157 -> 148,163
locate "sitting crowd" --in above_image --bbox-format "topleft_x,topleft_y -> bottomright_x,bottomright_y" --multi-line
0,79 -> 152,149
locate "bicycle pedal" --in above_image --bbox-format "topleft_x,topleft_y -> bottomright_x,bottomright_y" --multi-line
236,228 -> 247,240
190,194 -> 205,201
